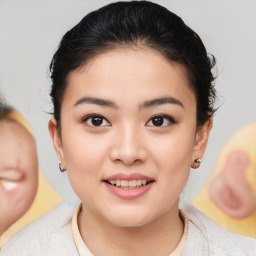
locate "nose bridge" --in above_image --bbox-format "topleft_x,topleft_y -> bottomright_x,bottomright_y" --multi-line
122,124 -> 139,153
111,122 -> 146,165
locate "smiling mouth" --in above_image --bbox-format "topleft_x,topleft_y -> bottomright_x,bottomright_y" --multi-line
0,169 -> 23,192
105,179 -> 154,189
0,179 -> 20,191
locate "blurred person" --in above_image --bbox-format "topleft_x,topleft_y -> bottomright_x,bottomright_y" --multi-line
0,97 -> 61,247
193,123 -> 256,238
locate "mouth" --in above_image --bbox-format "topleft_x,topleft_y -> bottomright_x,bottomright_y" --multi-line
104,179 -> 154,189
103,174 -> 155,199
0,179 -> 20,191
0,169 -> 24,192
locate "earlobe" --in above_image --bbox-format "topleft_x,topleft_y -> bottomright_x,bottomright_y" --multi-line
191,158 -> 202,169
191,116 -> 213,169
48,118 -> 64,163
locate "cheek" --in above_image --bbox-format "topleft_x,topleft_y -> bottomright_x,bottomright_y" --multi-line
19,145 -> 38,206
148,129 -> 195,198
0,137 -> 18,168
150,130 -> 195,171
63,130 -> 110,170
62,131 -> 110,197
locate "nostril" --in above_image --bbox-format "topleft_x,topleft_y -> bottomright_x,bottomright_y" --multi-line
113,158 -> 144,166
109,146 -> 147,166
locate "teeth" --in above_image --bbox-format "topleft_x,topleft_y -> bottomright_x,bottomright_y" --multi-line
108,179 -> 149,188
128,180 -> 136,187
137,180 -> 142,186
116,180 -> 121,187
121,180 -> 128,187
1,180 -> 19,191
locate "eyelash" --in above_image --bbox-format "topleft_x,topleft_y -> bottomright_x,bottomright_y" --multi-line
82,114 -> 111,127
146,114 -> 177,127
82,114 -> 176,128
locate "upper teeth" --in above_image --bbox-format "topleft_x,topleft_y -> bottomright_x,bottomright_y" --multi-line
0,180 -> 19,191
109,179 -> 147,188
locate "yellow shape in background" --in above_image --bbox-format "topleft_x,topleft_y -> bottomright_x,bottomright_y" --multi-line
193,123 -> 256,238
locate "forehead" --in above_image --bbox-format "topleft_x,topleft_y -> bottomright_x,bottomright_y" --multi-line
63,47 -> 195,108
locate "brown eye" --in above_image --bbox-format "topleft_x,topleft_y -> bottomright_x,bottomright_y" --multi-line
91,117 -> 103,126
152,117 -> 164,126
146,114 -> 176,127
83,114 -> 110,127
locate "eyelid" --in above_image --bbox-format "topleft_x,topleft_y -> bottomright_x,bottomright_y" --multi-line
146,114 -> 177,127
82,114 -> 111,127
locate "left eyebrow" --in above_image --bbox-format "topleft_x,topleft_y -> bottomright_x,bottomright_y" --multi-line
74,97 -> 118,108
139,97 -> 184,109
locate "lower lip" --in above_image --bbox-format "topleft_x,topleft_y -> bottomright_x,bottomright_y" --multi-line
0,180 -> 23,196
105,182 -> 154,199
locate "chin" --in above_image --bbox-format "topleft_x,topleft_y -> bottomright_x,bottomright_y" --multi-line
110,215 -> 151,228
102,205 -> 156,228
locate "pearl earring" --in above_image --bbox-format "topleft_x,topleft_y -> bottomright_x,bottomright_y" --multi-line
194,158 -> 202,164
59,161 -> 66,172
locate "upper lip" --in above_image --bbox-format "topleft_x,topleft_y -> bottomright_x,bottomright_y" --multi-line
104,173 -> 154,181
0,169 -> 23,182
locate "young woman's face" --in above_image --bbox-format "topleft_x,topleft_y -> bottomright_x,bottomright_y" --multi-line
50,48 -> 210,227
0,119 -> 38,234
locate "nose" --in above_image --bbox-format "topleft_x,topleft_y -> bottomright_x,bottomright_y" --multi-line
109,125 -> 147,166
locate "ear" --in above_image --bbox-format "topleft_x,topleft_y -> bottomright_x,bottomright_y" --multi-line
191,116 -> 213,169
48,118 -> 66,168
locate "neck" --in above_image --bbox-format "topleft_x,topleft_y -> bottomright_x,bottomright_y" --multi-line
78,201 -> 184,256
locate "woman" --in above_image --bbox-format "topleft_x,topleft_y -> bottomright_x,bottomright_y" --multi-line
2,1 -> 256,255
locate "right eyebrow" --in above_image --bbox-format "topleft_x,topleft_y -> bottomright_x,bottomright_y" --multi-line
73,97 -> 118,108
139,96 -> 184,109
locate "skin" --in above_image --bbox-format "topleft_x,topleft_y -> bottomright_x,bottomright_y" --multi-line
209,150 -> 256,218
49,47 -> 212,255
0,119 -> 38,235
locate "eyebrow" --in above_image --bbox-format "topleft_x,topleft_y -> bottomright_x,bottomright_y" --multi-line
74,97 -> 118,108
74,96 -> 183,109
140,97 -> 184,109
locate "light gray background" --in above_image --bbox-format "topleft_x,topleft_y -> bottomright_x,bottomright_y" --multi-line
0,0 -> 255,202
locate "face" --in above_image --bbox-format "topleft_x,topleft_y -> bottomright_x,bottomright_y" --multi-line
0,119 -> 38,234
49,48 -> 211,227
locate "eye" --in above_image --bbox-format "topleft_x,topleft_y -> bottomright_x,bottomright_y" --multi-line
83,114 -> 110,127
146,114 -> 176,127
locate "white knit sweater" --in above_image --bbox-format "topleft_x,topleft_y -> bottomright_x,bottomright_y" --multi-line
1,200 -> 256,256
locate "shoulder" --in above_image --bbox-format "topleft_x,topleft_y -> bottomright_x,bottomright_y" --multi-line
181,204 -> 256,256
1,200 -> 80,256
